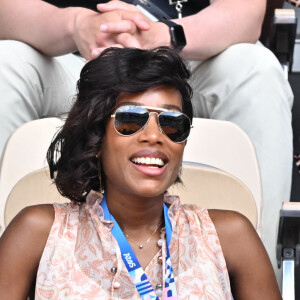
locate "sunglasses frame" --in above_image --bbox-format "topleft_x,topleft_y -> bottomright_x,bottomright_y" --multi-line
111,105 -> 193,143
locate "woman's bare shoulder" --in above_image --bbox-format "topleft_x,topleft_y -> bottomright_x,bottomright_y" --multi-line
207,209 -> 260,264
208,209 -> 255,235
207,209 -> 281,299
0,204 -> 55,298
10,204 -> 55,234
0,204 -> 55,255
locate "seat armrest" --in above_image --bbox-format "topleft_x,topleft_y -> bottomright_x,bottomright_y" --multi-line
276,202 -> 300,299
270,9 -> 297,75
276,201 -> 300,269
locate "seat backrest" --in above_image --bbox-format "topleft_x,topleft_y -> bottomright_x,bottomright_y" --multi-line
0,118 -> 64,235
183,118 -> 262,233
4,163 -> 257,230
0,117 -> 262,235
169,162 -> 258,228
4,167 -> 67,227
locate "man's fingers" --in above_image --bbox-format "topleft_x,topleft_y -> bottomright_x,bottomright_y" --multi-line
97,2 -> 138,13
128,13 -> 150,30
116,33 -> 141,48
91,44 -> 124,58
100,20 -> 137,34
97,5 -> 150,31
91,48 -> 101,59
100,14 -> 150,32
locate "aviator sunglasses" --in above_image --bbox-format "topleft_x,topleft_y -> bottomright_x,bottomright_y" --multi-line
111,105 -> 192,143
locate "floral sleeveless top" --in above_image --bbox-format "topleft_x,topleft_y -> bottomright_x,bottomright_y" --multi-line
35,193 -> 232,299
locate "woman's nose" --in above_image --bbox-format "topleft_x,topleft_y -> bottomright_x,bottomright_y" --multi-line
138,113 -> 163,144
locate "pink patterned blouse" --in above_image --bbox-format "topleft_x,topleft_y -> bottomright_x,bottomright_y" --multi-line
35,193 -> 232,299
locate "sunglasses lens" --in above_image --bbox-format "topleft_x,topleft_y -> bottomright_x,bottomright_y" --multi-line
114,106 -> 148,135
159,112 -> 191,143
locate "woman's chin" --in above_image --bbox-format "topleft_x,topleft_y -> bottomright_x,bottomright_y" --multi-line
127,182 -> 168,199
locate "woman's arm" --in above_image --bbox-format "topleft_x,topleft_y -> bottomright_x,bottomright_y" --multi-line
0,204 -> 54,299
209,209 -> 282,300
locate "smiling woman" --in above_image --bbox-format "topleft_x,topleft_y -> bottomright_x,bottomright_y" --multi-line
0,47 -> 281,299
47,46 -> 193,202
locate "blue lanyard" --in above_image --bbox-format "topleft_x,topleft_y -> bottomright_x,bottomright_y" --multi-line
100,195 -> 177,299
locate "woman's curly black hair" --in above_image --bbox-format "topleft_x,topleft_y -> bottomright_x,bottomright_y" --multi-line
47,46 -> 193,202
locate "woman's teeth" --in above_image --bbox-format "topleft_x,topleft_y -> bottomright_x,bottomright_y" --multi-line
131,157 -> 165,168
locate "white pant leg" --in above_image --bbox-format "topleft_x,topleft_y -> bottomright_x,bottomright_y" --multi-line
188,42 -> 294,279
0,40 -> 85,157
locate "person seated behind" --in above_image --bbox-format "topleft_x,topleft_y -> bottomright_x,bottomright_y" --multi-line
0,47 -> 281,299
0,1 -> 293,276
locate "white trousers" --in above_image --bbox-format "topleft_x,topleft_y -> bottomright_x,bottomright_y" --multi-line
0,40 -> 293,279
188,42 -> 293,281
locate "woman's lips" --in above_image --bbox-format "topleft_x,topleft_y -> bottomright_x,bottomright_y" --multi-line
130,150 -> 169,176
131,161 -> 168,177
131,157 -> 165,167
129,150 -> 169,176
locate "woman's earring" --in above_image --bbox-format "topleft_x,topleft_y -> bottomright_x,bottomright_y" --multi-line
175,164 -> 183,184
96,154 -> 105,195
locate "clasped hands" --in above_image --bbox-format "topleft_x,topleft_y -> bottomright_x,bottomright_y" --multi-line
74,1 -> 168,61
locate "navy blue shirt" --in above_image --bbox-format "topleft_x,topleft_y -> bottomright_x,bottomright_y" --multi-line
44,0 -> 209,17
146,0 -> 209,18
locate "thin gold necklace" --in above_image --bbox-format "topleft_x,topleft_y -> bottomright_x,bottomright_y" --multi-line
124,221 -> 163,249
